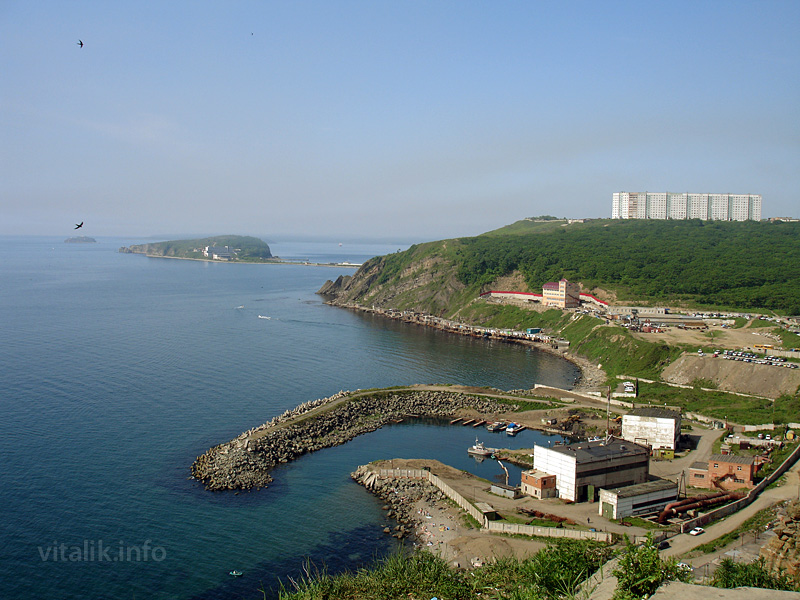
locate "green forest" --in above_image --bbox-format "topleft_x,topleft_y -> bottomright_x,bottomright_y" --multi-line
452,219 -> 800,313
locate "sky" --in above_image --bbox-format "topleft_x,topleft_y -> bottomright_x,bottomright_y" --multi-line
2,1 -> 798,242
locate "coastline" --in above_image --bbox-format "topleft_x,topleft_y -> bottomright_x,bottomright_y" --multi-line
320,301 -> 607,393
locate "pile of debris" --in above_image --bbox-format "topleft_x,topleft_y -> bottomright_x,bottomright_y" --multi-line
760,501 -> 800,579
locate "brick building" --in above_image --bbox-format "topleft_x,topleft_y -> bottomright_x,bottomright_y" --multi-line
521,469 -> 557,499
688,454 -> 757,491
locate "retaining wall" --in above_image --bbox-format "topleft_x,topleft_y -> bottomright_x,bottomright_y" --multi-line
377,468 -> 613,543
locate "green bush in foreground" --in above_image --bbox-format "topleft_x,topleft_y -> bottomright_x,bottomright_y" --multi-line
276,540 -> 612,600
710,557 -> 798,591
276,551 -> 472,600
612,534 -> 691,600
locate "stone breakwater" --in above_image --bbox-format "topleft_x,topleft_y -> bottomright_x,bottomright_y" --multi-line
351,465 -> 449,542
191,389 -> 515,491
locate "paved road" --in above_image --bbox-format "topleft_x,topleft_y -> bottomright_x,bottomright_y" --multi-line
662,460 -> 800,559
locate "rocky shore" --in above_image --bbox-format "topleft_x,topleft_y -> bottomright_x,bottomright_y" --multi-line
351,464 -> 451,543
191,389 -> 515,491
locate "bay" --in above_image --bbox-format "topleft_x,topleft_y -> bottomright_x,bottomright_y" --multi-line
0,236 -> 579,599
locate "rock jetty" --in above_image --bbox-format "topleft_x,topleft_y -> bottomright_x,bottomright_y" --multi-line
191,389 -> 514,491
351,464 -> 450,541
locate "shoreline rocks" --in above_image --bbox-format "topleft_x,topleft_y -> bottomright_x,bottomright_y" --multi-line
351,465 -> 451,544
191,389 -> 515,491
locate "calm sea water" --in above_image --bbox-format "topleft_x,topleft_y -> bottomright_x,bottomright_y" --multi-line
0,236 -> 579,600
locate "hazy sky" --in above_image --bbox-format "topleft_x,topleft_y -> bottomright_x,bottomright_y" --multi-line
2,1 -> 798,241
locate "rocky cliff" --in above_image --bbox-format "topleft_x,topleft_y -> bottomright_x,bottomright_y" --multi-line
317,241 -> 487,317
761,501 -> 800,579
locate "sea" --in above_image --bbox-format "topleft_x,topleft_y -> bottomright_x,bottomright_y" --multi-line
0,236 -> 581,600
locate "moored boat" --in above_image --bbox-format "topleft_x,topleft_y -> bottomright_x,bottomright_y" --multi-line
467,437 -> 493,457
486,421 -> 507,432
505,422 -> 522,436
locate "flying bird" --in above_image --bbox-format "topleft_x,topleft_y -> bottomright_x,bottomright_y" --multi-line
75,222 -> 83,229
77,40 -> 83,48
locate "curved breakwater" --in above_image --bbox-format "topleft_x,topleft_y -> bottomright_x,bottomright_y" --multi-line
191,388 -> 518,491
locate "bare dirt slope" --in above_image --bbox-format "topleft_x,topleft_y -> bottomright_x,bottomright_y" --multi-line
661,354 -> 800,399
629,324 -> 778,349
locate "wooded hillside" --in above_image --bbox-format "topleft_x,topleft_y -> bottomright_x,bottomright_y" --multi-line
322,219 -> 800,314
454,219 -> 800,313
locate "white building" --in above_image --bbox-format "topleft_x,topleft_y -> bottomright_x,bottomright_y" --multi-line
533,437 -> 650,502
598,479 -> 678,520
612,192 -> 761,221
622,408 -> 682,452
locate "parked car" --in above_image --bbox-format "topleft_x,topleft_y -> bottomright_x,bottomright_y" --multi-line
689,527 -> 705,536
677,562 -> 693,571
658,540 -> 670,550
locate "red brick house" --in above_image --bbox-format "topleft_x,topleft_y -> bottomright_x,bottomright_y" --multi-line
688,454 -> 757,491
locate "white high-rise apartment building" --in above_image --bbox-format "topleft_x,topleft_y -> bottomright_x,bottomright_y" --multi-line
612,192 -> 761,221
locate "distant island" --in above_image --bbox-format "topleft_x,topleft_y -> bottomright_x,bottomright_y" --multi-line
119,235 -> 273,262
65,236 -> 97,243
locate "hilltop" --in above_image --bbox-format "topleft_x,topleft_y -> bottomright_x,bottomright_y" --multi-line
319,219 -> 800,316
118,235 -> 272,261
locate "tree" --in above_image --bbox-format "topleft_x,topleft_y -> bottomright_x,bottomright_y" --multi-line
612,534 -> 692,600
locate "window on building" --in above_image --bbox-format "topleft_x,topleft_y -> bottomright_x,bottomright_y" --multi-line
737,466 -> 742,471
713,463 -> 718,468
695,474 -> 704,479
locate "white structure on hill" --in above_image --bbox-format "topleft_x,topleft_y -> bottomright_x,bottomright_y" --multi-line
612,192 -> 761,221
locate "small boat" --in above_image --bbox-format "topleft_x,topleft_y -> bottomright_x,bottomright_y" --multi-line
506,423 -> 523,436
258,315 -> 271,320
486,421 -> 507,432
235,305 -> 245,309
229,570 -> 243,577
467,437 -> 493,457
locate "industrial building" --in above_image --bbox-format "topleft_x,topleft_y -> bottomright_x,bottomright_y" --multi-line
612,192 -> 761,221
598,478 -> 678,520
532,437 -> 650,502
622,408 -> 682,454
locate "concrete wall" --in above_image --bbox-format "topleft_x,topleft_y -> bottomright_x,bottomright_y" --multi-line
376,468 -> 612,542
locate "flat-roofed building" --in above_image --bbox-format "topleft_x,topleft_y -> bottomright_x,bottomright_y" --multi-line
622,408 -> 682,452
542,279 -> 581,309
598,478 -> 678,520
612,192 -> 761,221
533,437 -> 650,502
521,469 -> 557,499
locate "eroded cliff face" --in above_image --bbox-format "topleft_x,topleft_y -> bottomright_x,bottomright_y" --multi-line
317,247 -> 472,316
